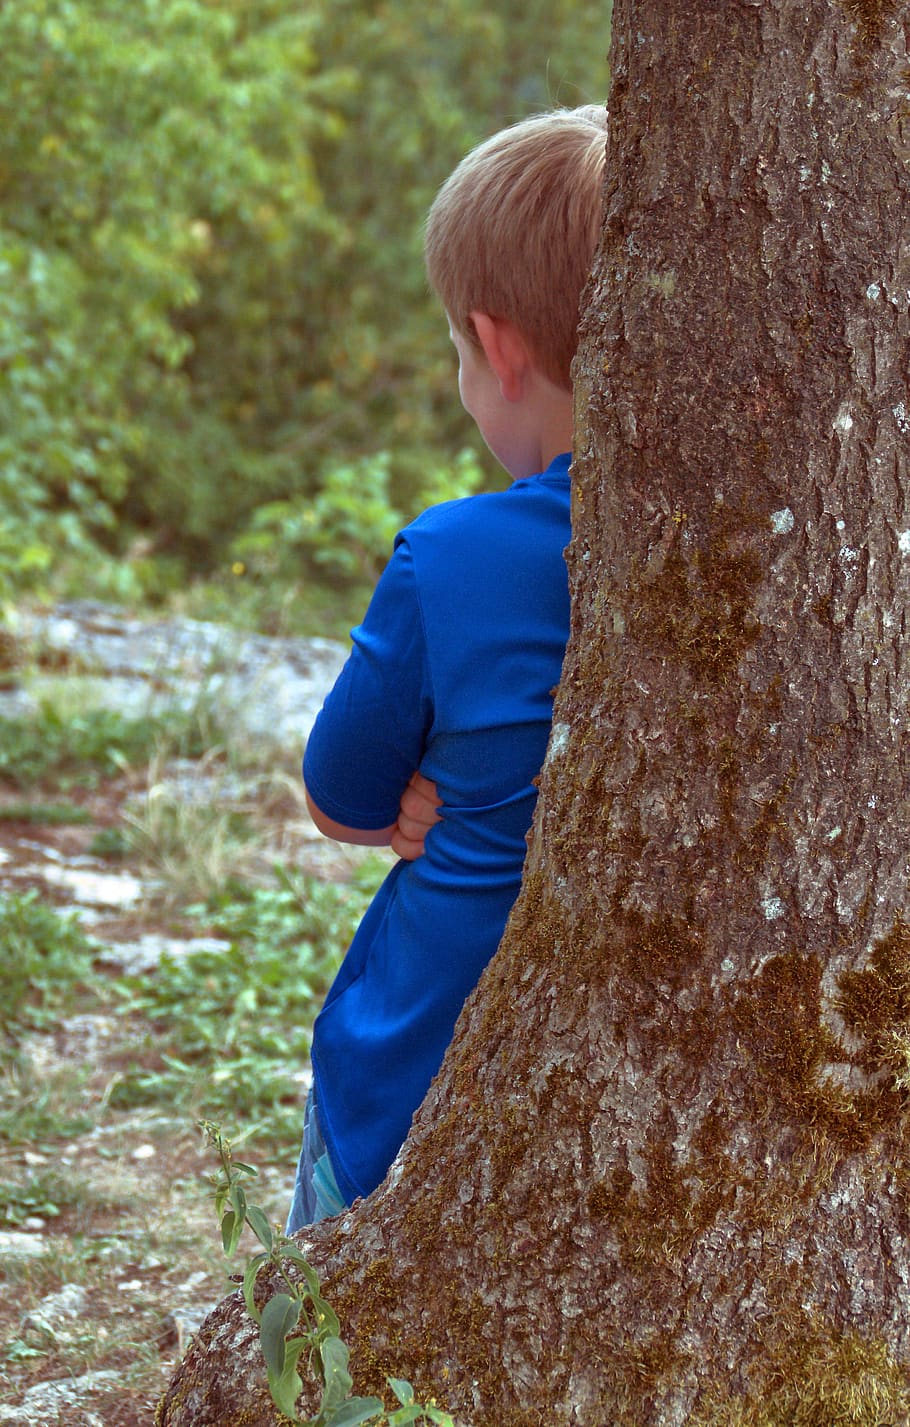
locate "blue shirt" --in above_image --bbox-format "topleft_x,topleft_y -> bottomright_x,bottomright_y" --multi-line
304,452 -> 571,1202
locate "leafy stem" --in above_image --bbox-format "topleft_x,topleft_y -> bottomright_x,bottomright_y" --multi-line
203,1122 -> 455,1427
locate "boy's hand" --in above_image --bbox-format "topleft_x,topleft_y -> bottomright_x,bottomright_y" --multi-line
392,772 -> 442,861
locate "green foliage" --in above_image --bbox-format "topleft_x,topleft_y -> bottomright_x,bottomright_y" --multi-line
0,0 -> 352,595
237,449 -> 486,588
0,802 -> 92,825
0,891 -> 100,1044
0,1060 -> 96,1145
109,868 -> 380,1137
90,825 -> 132,859
0,0 -> 609,607
207,1126 -> 455,1425
0,703 -> 199,788
0,1171 -> 78,1227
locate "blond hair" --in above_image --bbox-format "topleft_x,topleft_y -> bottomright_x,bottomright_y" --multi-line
425,105 -> 608,390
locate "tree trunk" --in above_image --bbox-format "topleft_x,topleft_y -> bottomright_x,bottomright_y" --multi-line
158,1 -> 910,1423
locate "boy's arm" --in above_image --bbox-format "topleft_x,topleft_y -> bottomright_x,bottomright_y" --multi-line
303,534 -> 440,860
305,771 -> 441,862
304,785 -> 396,846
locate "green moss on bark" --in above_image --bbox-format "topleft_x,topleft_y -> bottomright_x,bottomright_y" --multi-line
692,1323 -> 910,1425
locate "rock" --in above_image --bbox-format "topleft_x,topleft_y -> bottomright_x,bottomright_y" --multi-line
0,687 -> 39,721
0,1369 -> 120,1423
22,1284 -> 88,1345
9,600 -> 347,747
37,863 -> 145,909
98,932 -> 231,976
157,1301 -> 216,1353
0,1231 -> 46,1260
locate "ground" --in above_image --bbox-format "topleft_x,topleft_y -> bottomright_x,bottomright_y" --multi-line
0,626 -> 387,1426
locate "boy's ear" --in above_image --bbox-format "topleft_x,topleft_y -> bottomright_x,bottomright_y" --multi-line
470,311 -> 532,402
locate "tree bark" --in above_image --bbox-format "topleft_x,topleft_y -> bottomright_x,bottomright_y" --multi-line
158,1 -> 910,1423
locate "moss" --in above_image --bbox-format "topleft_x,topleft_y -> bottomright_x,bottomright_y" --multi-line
329,1254 -> 440,1409
587,1166 -> 634,1221
577,912 -> 722,1091
487,1100 -> 536,1197
841,0 -> 898,49
626,512 -> 763,686
812,591 -> 834,623
606,1123 -> 738,1279
731,927 -> 910,1156
734,757 -> 797,879
692,1321 -> 910,1425
836,919 -> 910,1072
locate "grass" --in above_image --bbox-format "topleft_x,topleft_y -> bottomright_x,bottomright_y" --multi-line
0,659 -> 389,1418
167,570 -> 365,644
0,1171 -> 75,1228
121,758 -> 261,904
106,864 -> 382,1144
0,1060 -> 99,1145
0,891 -> 103,1043
0,703 -> 197,791
0,644 -> 283,795
0,802 -> 93,825
0,861 -> 385,1150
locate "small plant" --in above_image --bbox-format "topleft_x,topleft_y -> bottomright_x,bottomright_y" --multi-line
206,1124 -> 454,1427
0,1168 -> 91,1227
0,1057 -> 97,1144
0,891 -> 101,1045
0,701 -> 204,789
89,825 -> 132,858
0,1176 -> 64,1227
122,752 -> 259,904
109,867 -> 379,1140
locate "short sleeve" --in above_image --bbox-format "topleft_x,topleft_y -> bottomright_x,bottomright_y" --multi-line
302,536 -> 434,830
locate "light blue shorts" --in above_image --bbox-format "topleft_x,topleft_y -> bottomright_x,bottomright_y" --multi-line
285,1083 -> 347,1234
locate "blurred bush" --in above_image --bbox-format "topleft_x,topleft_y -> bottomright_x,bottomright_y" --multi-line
0,0 -> 609,612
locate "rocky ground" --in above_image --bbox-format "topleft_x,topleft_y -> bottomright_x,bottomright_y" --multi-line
0,603 -> 383,1425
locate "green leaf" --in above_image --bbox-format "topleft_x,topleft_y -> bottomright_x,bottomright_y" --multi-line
312,1289 -> 341,1341
267,1362 -> 304,1422
281,1239 -> 317,1271
263,1315 -> 314,1421
229,1183 -> 248,1221
318,1335 -> 353,1415
246,1203 -> 273,1251
232,1159 -> 259,1178
293,1252 -> 324,1298
323,1397 -> 385,1427
242,1251 -> 268,1326
260,1293 -> 301,1378
221,1209 -> 243,1257
388,1379 -> 414,1407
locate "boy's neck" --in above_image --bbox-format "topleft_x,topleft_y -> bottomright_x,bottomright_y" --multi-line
513,383 -> 574,480
538,409 -> 574,474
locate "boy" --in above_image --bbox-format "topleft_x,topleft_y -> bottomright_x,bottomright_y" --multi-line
287,105 -> 608,1230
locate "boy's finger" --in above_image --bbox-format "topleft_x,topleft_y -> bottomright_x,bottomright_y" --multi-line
397,811 -> 431,841
409,771 -> 442,807
400,783 -> 442,824
391,826 -> 425,861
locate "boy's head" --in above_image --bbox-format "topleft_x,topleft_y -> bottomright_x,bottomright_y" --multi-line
425,105 -> 608,392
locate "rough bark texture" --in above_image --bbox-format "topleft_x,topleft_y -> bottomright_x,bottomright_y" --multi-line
158,1 -> 910,1424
